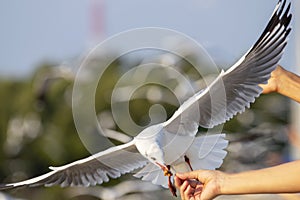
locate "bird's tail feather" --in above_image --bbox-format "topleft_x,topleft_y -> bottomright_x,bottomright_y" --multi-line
185,134 -> 228,170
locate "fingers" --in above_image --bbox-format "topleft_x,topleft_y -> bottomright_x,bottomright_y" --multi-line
175,170 -> 221,200
175,175 -> 204,200
259,81 -> 276,94
185,185 -> 195,200
194,183 -> 203,199
175,175 -> 199,187
176,170 -> 202,180
175,171 -> 203,200
259,65 -> 283,94
179,180 -> 196,200
179,180 -> 189,200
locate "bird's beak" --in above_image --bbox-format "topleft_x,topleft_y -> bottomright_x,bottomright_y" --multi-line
155,162 -> 173,176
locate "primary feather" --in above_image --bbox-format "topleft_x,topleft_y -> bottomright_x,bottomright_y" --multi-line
0,141 -> 148,189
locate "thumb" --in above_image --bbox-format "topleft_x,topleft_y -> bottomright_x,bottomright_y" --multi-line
176,170 -> 204,180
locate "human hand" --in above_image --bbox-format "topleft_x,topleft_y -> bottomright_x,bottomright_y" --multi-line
259,65 -> 300,103
259,65 -> 283,94
174,170 -> 225,200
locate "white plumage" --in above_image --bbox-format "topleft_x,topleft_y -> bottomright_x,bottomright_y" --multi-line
0,0 -> 292,196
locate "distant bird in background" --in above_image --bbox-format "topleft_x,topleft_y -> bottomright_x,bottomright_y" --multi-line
0,0 -> 291,197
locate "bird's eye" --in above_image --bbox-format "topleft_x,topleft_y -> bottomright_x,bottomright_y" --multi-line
150,157 -> 156,161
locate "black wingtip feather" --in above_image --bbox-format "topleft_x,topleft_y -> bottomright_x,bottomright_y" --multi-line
285,28 -> 292,39
278,0 -> 287,16
248,0 -> 291,56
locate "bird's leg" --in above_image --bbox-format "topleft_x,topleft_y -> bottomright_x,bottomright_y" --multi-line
167,165 -> 177,197
156,163 -> 177,196
184,155 -> 193,171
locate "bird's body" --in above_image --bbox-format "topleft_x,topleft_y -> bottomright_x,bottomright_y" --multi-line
135,123 -> 194,166
134,131 -> 227,189
0,0 -> 292,197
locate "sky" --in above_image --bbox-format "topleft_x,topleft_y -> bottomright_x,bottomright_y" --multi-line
0,0 -> 297,78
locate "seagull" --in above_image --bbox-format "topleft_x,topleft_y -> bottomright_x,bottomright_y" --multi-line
0,0 -> 292,197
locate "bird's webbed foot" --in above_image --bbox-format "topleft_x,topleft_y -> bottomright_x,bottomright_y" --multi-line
166,165 -> 177,197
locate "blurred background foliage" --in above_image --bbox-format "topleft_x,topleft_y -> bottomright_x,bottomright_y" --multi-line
0,50 -> 292,200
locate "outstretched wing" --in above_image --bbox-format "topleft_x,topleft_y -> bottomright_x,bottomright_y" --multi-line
163,0 -> 292,135
0,141 -> 148,189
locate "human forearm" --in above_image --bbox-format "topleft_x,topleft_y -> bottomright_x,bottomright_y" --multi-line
276,67 -> 300,103
221,160 -> 300,195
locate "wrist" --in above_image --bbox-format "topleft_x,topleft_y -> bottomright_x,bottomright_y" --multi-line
218,171 -> 255,195
217,171 -> 230,196
274,66 -> 300,102
273,65 -> 286,94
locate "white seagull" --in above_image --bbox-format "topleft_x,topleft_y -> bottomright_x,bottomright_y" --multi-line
0,0 -> 292,197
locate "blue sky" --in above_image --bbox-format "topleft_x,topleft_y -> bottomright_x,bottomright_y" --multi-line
0,0 -> 296,78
